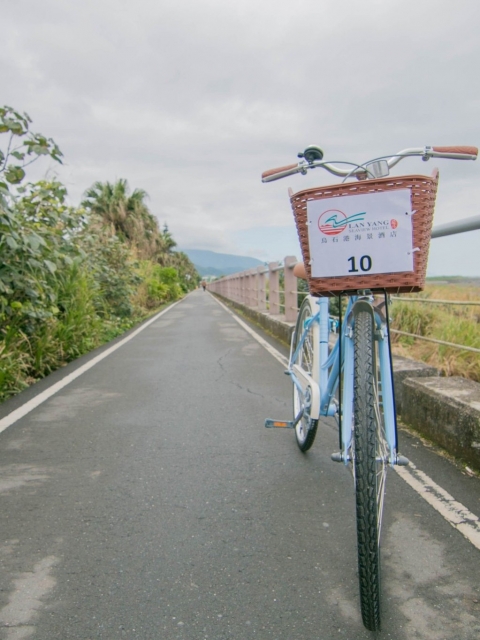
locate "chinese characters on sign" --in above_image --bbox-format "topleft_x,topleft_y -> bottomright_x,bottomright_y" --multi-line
307,190 -> 414,278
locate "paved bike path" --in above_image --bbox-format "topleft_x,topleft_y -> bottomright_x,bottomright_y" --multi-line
0,290 -> 479,639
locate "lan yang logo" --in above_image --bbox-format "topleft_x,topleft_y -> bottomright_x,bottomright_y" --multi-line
318,209 -> 366,236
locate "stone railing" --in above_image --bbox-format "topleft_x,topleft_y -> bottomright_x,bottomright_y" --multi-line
207,256 -> 300,323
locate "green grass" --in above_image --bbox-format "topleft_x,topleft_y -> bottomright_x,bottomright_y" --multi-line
390,282 -> 480,381
0,261 -> 182,403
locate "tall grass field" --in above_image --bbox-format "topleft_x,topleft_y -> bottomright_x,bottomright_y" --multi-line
390,278 -> 480,382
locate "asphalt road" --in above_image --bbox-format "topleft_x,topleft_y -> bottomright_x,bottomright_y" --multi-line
0,290 -> 479,640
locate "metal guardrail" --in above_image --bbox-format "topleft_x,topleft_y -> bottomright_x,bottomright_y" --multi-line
390,330 -> 480,354
391,297 -> 480,306
430,214 -> 480,238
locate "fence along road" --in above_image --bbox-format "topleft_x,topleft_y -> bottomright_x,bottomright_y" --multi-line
208,213 -> 480,353
0,290 -> 479,639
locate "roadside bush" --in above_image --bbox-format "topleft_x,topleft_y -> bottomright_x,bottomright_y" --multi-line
0,180 -> 86,335
132,262 -> 182,309
0,106 -> 198,402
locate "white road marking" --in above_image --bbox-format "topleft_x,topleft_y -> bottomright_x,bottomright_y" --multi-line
211,296 -> 289,368
0,300 -> 182,434
212,295 -> 480,552
395,463 -> 480,550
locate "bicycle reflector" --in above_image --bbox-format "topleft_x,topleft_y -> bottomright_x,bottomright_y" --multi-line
264,419 -> 294,429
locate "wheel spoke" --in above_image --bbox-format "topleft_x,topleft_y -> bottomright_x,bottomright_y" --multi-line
373,385 -> 388,542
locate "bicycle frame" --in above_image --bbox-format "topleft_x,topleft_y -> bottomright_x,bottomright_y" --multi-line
262,143 -> 477,631
289,294 -> 399,467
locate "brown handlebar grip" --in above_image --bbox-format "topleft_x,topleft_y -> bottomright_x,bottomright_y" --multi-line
261,163 -> 298,179
432,146 -> 478,157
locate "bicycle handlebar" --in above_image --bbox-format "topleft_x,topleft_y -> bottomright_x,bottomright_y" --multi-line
261,145 -> 478,183
261,163 -> 299,180
432,146 -> 478,156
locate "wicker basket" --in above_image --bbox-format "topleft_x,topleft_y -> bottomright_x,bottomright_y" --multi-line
290,172 -> 439,296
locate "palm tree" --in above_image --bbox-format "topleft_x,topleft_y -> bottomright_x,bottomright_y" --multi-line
82,179 -> 149,240
161,224 -> 177,251
82,179 -> 163,259
82,179 -> 199,288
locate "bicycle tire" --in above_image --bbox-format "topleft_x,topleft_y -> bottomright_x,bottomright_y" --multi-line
292,297 -> 319,452
353,309 -> 388,632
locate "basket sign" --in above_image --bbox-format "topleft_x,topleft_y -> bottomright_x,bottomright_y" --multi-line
307,189 -> 414,278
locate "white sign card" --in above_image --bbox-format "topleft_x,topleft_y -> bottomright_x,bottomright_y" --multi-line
307,189 -> 414,278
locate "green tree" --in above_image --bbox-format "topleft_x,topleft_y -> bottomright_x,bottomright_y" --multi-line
82,179 -> 146,238
161,223 -> 177,251
0,180 -> 87,332
83,179 -> 170,261
0,108 -> 74,334
0,106 -> 62,197
1,106 -> 199,401
82,180 -> 199,290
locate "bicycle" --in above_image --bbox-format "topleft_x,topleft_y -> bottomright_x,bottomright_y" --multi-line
262,144 -> 478,631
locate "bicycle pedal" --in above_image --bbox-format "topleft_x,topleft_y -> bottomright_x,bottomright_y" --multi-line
264,419 -> 294,429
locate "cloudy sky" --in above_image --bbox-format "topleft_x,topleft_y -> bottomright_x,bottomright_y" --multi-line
2,0 -> 480,275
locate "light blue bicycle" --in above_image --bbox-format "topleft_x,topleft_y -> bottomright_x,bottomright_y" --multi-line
263,144 -> 478,631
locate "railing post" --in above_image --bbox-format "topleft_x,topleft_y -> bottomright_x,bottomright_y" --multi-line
233,275 -> 237,302
269,262 -> 280,315
252,269 -> 257,309
257,265 -> 266,311
247,269 -> 253,308
284,256 -> 298,323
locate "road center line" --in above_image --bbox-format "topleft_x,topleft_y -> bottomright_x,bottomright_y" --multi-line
0,300 -> 183,434
212,294 -> 480,551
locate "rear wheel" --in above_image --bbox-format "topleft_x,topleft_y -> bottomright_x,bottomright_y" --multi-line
292,297 -> 319,452
353,309 -> 388,632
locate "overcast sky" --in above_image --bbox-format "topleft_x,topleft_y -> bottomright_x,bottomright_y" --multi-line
2,0 -> 480,275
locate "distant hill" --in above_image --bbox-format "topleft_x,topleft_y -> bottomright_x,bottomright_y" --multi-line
179,249 -> 263,277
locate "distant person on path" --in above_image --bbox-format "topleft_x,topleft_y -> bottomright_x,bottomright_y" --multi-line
201,281 -> 206,291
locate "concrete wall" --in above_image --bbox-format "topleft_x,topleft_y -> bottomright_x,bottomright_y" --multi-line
401,377 -> 480,470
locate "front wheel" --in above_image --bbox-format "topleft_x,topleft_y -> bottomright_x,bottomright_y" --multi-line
353,309 -> 388,632
292,297 -> 319,452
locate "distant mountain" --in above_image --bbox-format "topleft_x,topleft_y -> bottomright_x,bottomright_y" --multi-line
179,249 -> 263,277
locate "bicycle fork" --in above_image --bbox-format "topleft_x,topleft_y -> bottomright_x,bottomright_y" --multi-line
331,298 -> 409,468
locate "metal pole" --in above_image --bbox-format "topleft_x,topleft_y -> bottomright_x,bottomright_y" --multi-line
431,215 -> 480,238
